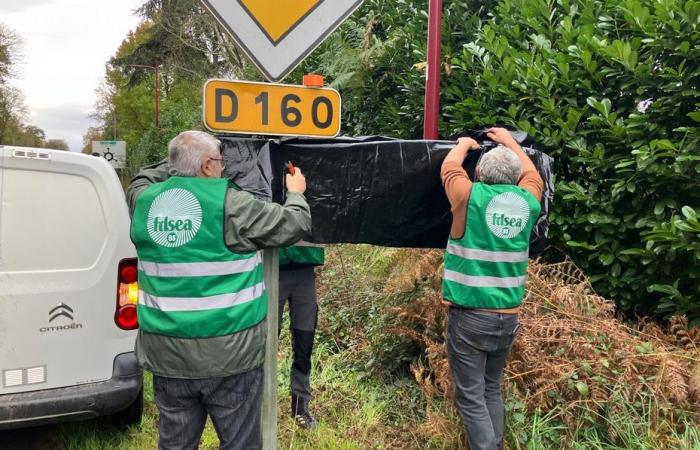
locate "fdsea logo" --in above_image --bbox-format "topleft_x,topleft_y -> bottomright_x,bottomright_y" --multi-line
147,188 -> 202,247
485,192 -> 530,239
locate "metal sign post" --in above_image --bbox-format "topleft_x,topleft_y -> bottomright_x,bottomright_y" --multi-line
262,248 -> 279,450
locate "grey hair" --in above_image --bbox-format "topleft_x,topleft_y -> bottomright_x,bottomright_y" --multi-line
168,131 -> 221,176
477,145 -> 522,185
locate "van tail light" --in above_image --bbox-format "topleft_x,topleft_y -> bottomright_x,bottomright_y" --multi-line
116,258 -> 139,330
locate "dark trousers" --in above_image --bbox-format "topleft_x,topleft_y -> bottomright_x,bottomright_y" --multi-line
278,267 -> 318,411
447,308 -> 519,450
153,367 -> 263,450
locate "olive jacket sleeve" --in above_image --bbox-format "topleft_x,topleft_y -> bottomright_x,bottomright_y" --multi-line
125,162 -> 312,252
125,159 -> 171,217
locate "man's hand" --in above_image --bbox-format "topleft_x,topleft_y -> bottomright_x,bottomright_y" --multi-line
286,168 -> 306,194
444,137 -> 480,166
486,127 -> 517,147
457,137 -> 480,151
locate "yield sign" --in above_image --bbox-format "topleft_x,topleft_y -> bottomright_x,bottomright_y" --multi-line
201,0 -> 364,82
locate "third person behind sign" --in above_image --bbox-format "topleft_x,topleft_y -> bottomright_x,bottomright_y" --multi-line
277,240 -> 325,429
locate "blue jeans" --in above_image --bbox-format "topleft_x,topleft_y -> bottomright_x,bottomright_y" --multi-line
447,308 -> 519,450
153,367 -> 263,450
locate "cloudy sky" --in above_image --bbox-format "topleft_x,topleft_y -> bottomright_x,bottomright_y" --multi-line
2,0 -> 144,151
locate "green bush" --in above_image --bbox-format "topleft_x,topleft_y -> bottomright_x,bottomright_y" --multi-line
441,0 -> 700,321
304,0 -> 700,322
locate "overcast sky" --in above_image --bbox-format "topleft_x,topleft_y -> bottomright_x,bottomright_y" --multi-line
2,0 -> 144,151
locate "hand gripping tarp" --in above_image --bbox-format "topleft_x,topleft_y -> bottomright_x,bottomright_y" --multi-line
220,132 -> 554,255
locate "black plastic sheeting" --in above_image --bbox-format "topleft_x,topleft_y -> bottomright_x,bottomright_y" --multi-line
220,132 -> 554,254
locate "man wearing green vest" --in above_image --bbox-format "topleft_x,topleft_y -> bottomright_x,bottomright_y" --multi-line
127,130 -> 311,450
441,127 -> 543,450
277,241 -> 325,428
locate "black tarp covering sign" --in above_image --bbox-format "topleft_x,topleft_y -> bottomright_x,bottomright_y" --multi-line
220,133 -> 554,255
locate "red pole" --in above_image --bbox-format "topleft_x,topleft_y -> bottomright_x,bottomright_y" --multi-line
154,64 -> 160,128
423,0 -> 442,139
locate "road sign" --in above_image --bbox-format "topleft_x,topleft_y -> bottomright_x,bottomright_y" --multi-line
200,0 -> 364,82
91,141 -> 126,169
203,79 -> 341,137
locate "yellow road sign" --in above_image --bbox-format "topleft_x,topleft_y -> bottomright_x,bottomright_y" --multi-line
203,79 -> 341,138
200,0 -> 363,82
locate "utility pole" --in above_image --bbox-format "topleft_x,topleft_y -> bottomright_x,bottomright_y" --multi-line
423,0 -> 442,139
127,63 -> 161,128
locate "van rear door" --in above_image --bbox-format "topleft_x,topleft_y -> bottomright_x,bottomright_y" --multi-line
0,148 -> 137,395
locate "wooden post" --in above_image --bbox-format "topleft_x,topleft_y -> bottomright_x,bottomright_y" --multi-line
262,248 -> 278,450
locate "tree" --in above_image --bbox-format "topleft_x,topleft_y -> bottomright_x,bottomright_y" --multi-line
82,127 -> 103,154
117,0 -> 250,84
0,23 -> 25,144
11,125 -> 46,147
45,139 -> 69,151
0,86 -> 26,143
0,23 -> 21,85
86,13 -> 211,177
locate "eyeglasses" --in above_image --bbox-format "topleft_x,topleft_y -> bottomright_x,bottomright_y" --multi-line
208,157 -> 226,170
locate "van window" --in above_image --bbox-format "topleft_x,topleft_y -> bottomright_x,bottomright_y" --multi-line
0,168 -> 107,272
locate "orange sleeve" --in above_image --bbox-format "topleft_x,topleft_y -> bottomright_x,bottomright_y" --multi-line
514,150 -> 544,201
441,160 -> 473,239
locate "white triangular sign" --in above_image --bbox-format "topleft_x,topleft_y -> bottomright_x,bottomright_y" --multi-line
201,0 -> 364,82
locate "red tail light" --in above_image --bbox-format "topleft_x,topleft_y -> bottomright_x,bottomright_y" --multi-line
116,258 -> 139,330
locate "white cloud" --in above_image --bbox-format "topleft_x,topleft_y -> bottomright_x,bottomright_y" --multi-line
0,0 -> 53,14
3,0 -> 144,151
30,103 -> 93,150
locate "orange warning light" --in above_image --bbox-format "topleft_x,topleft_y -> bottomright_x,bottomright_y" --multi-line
303,74 -> 325,87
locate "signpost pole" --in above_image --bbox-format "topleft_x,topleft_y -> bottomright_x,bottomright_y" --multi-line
423,0 -> 442,140
262,248 -> 279,450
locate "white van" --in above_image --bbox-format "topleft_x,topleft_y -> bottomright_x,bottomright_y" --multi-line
0,146 -> 142,429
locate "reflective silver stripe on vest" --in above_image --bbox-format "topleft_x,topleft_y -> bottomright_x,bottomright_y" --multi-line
444,270 -> 526,288
446,244 -> 528,263
138,251 -> 262,277
139,282 -> 265,312
293,240 -> 323,248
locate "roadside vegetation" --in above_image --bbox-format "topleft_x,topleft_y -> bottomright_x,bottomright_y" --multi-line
47,245 -> 700,449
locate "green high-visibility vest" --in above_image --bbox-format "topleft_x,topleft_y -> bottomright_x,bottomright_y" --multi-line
279,241 -> 325,267
442,183 -> 541,309
131,177 -> 267,339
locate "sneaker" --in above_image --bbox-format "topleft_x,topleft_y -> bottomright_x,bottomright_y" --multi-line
294,411 -> 318,429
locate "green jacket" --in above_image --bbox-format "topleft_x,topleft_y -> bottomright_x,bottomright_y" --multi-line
126,160 -> 311,378
442,183 -> 540,309
279,242 -> 325,268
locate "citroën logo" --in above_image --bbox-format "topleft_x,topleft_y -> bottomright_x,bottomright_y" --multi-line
147,188 -> 202,247
485,192 -> 530,239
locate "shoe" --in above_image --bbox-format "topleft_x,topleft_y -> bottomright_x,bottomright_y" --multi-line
294,411 -> 318,429
291,394 -> 318,429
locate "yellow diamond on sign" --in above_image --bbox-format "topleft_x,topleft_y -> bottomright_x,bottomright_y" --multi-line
238,0 -> 322,44
200,0 -> 363,82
